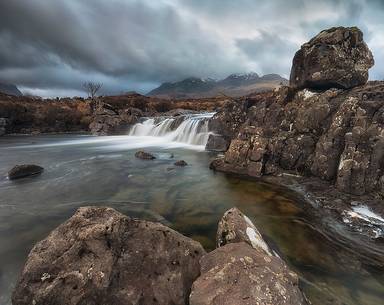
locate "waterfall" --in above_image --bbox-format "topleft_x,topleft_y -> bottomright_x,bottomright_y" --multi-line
129,112 -> 214,146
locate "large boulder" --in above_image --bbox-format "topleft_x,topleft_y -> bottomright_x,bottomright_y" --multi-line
290,27 -> 374,90
8,164 -> 44,180
12,207 -> 205,305
189,243 -> 306,305
190,208 -> 307,305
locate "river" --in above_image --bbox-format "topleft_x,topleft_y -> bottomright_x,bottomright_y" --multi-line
0,114 -> 383,305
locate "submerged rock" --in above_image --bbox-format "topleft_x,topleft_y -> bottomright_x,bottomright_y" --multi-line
290,26 -> 374,90
12,207 -> 205,305
174,160 -> 188,166
190,208 -> 307,305
8,164 -> 44,180
135,150 -> 156,160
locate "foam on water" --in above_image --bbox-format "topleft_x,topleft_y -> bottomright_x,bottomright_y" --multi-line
129,112 -> 214,146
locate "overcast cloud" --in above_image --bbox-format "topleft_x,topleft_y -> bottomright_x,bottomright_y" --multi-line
0,0 -> 383,97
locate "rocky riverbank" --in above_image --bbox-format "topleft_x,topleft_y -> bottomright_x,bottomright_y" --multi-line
0,92 -> 226,136
209,27 -> 384,258
12,206 -> 308,305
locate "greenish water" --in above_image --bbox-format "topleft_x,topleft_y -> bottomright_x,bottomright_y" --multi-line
0,134 -> 383,305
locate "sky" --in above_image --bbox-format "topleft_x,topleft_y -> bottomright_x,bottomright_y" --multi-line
0,0 -> 384,97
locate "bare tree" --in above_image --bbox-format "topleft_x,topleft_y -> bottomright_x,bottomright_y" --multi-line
82,82 -> 102,99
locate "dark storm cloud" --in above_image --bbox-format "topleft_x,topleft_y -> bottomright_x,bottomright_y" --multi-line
0,0 -> 383,97
236,32 -> 297,75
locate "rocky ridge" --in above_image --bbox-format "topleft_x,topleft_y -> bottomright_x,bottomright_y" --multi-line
147,73 -> 287,99
0,82 -> 23,96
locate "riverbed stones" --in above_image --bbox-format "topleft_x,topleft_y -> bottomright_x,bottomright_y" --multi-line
290,26 -> 374,90
135,150 -> 156,160
174,160 -> 188,166
7,164 -> 44,180
12,207 -> 205,305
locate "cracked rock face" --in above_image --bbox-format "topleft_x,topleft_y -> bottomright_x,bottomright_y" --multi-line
211,82 -> 384,197
290,26 -> 374,90
12,207 -> 205,305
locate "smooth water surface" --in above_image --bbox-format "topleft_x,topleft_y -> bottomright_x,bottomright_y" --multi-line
0,134 -> 383,305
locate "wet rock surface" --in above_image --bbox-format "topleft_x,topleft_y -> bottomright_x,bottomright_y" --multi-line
135,150 -> 156,160
174,160 -> 188,166
12,207 -> 205,305
8,164 -> 44,180
290,26 -> 374,90
190,208 -> 307,305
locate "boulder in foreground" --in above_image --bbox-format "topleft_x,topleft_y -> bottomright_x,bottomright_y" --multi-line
290,26 -> 374,90
190,242 -> 306,305
190,208 -> 308,305
216,207 -> 274,255
12,207 -> 205,305
8,164 -> 44,180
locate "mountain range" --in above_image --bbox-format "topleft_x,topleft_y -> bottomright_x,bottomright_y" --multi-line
147,73 -> 288,99
0,83 -> 23,96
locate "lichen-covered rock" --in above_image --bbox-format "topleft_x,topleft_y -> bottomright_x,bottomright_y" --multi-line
12,207 -> 205,305
8,164 -> 44,180
290,26 -> 374,90
189,242 -> 307,305
216,208 -> 273,256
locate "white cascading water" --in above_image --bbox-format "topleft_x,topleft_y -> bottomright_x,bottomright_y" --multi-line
129,113 -> 215,146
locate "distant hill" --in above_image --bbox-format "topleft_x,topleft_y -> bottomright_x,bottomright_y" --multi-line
147,73 -> 287,99
0,83 -> 22,96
